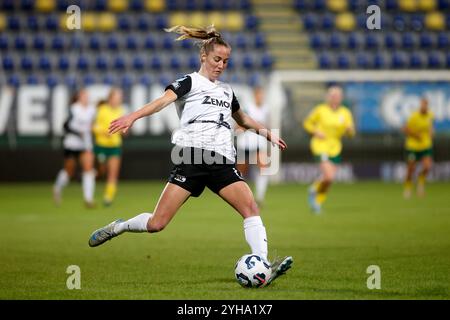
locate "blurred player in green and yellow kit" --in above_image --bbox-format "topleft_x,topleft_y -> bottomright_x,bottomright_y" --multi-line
402,98 -> 434,198
93,88 -> 126,206
303,86 -> 355,213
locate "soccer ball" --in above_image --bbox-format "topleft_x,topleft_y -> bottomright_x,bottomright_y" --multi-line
234,254 -> 271,288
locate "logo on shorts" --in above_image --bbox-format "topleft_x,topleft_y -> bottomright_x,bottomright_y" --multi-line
233,168 -> 243,180
174,174 -> 186,183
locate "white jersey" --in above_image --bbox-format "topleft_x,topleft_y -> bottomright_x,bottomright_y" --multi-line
237,102 -> 269,152
63,103 -> 96,151
166,72 -> 241,162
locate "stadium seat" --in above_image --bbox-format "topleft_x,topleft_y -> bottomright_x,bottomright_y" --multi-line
391,51 -> 407,68
102,74 -> 115,86
1,0 -> 15,11
418,0 -> 437,11
240,0 -> 251,10
384,33 -> 399,49
303,13 -> 318,30
226,56 -> 235,70
83,74 -> 96,86
294,0 -> 308,10
20,56 -> 34,71
180,39 -> 193,50
125,35 -> 138,50
20,0 -> 34,10
244,15 -> 258,30
2,56 -> 14,71
89,34 -> 102,50
425,12 -> 445,30
146,0 -> 165,12
169,56 -> 181,70
310,33 -> 325,49
410,52 -> 425,68
335,12 -> 356,31
151,55 -> 162,70
108,0 -> 128,12
121,74 -> 134,88
32,35 -> 46,50
27,74 -> 40,85
0,35 -> 8,50
321,13 -> 335,30
45,15 -> 59,31
46,74 -> 59,87
347,32 -> 361,49
51,34 -> 65,50
318,53 -> 333,69
261,53 -> 273,70
8,74 -> 21,87
94,0 -> 107,11
64,75 -> 77,88
144,34 -> 156,49
242,54 -> 255,70
76,56 -> 90,71
438,0 -> 449,9
329,32 -> 343,49
411,14 -> 425,31
235,33 -> 248,49
14,35 -> 28,50
385,0 -> 398,10
117,14 -> 131,31
428,51 -> 444,68
327,0 -> 347,12
130,0 -> 144,11
26,15 -> 40,30
56,0 -> 69,11
248,72 -> 261,87
155,14 -> 168,29
98,13 -> 117,32
337,53 -> 351,69
402,32 -> 417,49
355,52 -> 370,69
113,56 -> 126,70
188,55 -> 200,69
38,55 -> 52,71
139,74 -> 152,86
313,0 -> 326,10
373,53 -> 386,69
254,33 -> 266,49
95,56 -> 108,71
393,14 -> 408,31
162,35 -> 174,50
81,13 -> 96,32
132,56 -> 146,70
106,35 -> 119,50
437,32 -> 448,48
8,16 -> 21,31
399,0 -> 418,12
57,56 -> 70,71
419,32 -> 434,49
137,14 -> 150,31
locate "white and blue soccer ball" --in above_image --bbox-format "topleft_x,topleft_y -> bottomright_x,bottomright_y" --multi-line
234,254 -> 271,288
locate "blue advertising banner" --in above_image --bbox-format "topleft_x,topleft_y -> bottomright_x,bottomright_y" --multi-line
345,82 -> 450,133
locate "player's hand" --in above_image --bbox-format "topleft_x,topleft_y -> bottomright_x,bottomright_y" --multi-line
269,133 -> 287,151
314,130 -> 326,139
109,114 -> 135,135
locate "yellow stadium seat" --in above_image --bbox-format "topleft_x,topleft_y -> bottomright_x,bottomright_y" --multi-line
35,0 -> 56,13
98,13 -> 117,32
399,0 -> 418,12
326,0 -> 347,12
191,12 -> 207,28
81,12 -> 97,32
336,12 -> 356,31
418,0 -> 436,11
145,0 -> 165,12
226,12 -> 244,31
169,12 -> 188,27
206,11 -> 225,30
0,14 -> 5,31
108,0 -> 128,12
425,11 -> 445,30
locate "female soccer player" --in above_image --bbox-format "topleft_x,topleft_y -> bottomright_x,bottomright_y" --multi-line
303,86 -> 355,214
93,88 -> 125,206
53,89 -> 96,208
402,98 -> 434,198
236,86 -> 270,207
88,25 -> 292,286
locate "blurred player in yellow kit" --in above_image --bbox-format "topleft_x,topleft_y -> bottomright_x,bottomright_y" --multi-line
93,88 -> 126,206
402,98 -> 434,198
303,86 -> 355,213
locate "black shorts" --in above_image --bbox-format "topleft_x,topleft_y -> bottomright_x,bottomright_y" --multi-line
63,149 -> 83,159
168,148 -> 245,197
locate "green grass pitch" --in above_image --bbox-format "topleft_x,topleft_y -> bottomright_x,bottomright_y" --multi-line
0,181 -> 449,299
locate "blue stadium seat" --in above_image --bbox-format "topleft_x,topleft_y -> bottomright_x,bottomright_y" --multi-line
356,14 -> 367,29
391,52 -> 407,69
337,53 -> 351,69
132,56 -> 145,70
254,33 -> 266,49
14,35 -> 27,50
242,54 -> 255,70
170,56 -> 181,70
385,0 -> 398,10
20,0 -> 34,10
137,15 -> 150,31
125,35 -> 138,50
294,0 -> 308,10
151,56 -> 162,70
26,74 -> 39,85
155,15 -> 168,30
144,35 -> 156,49
89,35 -> 101,50
33,35 -> 46,51
261,53 -> 273,70
373,53 -> 386,69
402,32 -> 416,49
64,75 -> 77,88
57,0 -> 69,11
139,74 -> 152,86
240,0 -> 251,10
118,15 -> 131,31
2,56 -> 14,71
58,56 -> 70,71
303,13 -> 317,30
411,14 -> 424,32
318,53 -> 333,69
446,52 -> 450,68
7,16 -> 21,30
409,52 -> 425,68
365,33 -> 380,49
46,75 -> 59,87
83,74 -> 96,86
158,74 -> 171,87
437,32 -> 448,48
27,15 -> 40,30
187,55 -> 199,69
181,39 -> 193,50
8,74 -> 21,87
113,56 -> 126,70
245,15 -> 258,30
121,74 -> 134,88
438,0 -> 449,9
419,33 -> 434,49
313,0 -> 326,10
76,56 -> 89,71
1,0 -> 15,11
203,0 -> 215,10
322,14 -> 335,30
166,0 -> 177,10
347,32 -> 361,49
51,34 -> 65,50
428,52 -> 443,68
45,15 -> 59,31
94,0 -> 107,11
95,56 -> 108,71
226,57 -> 235,70
102,74 -> 115,86
20,56 -> 33,71
106,35 -> 119,50
185,0 -> 197,11
393,14 -> 407,32
356,52 -> 370,69
235,34 -> 248,49
38,56 -> 52,71
0,35 -> 9,50
248,72 -> 262,87
310,33 -> 325,49
162,35 -> 174,50
330,33 -> 343,49
384,33 -> 398,49
130,0 -> 144,11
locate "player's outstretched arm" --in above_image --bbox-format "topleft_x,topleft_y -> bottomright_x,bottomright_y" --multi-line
109,90 -> 177,135
232,109 -> 287,150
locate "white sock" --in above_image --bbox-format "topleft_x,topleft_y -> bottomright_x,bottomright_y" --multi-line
243,216 -> 268,262
82,170 -> 95,203
114,212 -> 153,235
54,169 -> 69,192
255,173 -> 269,203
